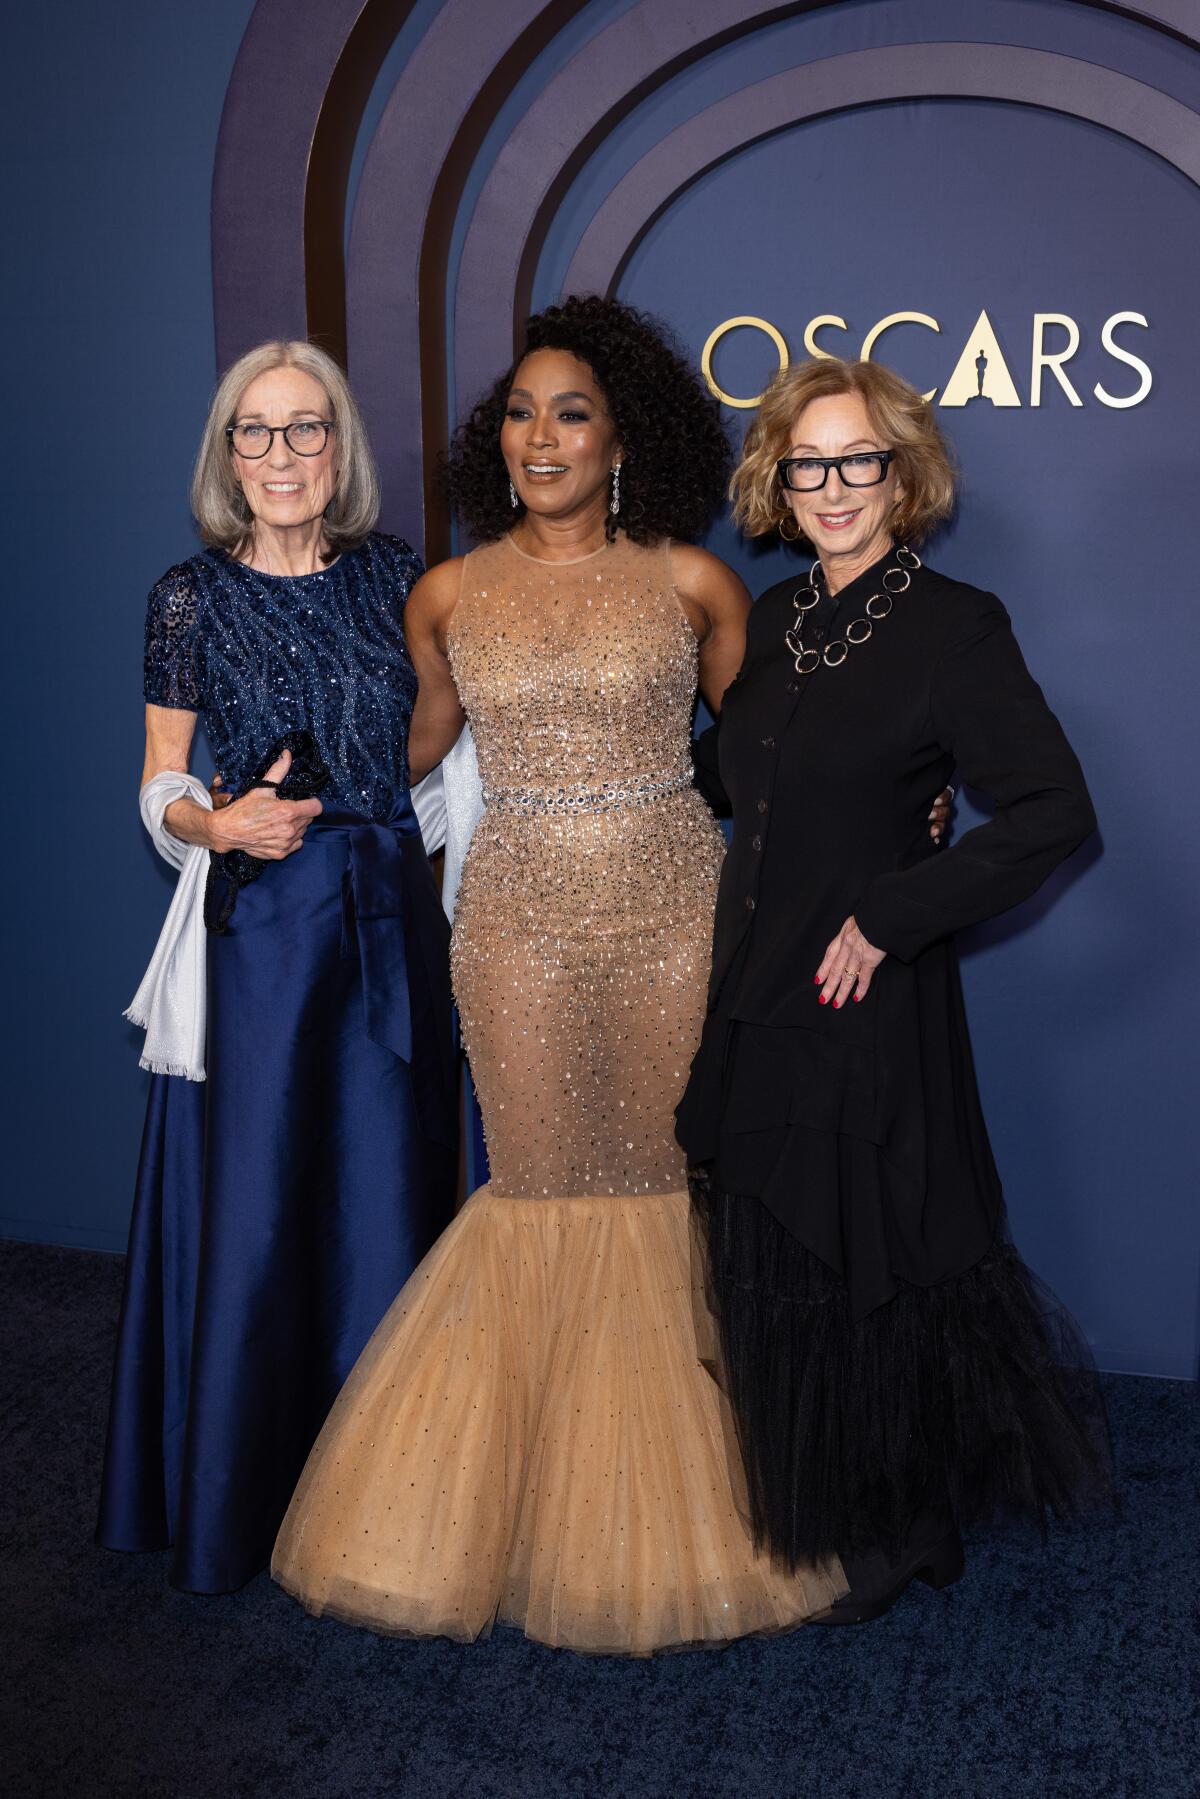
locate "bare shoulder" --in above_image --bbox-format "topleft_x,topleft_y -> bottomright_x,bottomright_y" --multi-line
406,556 -> 468,634
669,541 -> 751,624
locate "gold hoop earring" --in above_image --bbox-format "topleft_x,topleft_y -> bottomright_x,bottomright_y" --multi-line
779,514 -> 801,542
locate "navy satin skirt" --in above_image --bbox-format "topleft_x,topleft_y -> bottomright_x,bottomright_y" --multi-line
97,804 -> 458,1593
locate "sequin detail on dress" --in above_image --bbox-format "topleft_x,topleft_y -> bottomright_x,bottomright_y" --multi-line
143,534 -> 421,821
449,535 -> 724,1198
272,535 -> 845,1651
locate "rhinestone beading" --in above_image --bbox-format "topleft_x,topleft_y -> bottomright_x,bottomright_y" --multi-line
483,767 -> 691,816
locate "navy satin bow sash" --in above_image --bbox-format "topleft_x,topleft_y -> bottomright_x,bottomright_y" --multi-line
319,798 -> 457,1147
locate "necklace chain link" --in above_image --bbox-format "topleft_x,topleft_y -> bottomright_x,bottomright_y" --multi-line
785,544 -> 921,675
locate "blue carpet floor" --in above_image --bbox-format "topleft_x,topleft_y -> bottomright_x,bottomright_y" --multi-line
2,1239 -> 1196,1798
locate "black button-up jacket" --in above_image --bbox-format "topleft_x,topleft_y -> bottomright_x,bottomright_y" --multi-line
678,551 -> 1096,1316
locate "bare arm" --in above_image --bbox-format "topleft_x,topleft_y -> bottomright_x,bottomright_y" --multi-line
406,560 -> 468,782
669,542 -> 751,714
143,703 -> 214,847
142,704 -> 320,860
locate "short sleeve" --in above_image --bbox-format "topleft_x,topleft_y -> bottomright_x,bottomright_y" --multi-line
143,564 -> 205,710
371,533 -> 425,609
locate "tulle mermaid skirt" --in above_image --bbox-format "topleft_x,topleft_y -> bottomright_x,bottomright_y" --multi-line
272,1184 -> 846,1654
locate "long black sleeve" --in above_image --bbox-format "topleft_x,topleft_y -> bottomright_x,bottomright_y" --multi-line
854,592 -> 1096,963
690,720 -> 731,817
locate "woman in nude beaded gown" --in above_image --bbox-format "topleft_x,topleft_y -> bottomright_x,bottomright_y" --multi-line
272,298 -> 846,1652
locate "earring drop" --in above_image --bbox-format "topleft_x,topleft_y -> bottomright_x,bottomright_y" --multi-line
509,479 -> 519,509
609,464 -> 621,516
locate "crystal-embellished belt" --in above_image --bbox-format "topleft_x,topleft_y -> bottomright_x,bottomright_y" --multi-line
482,767 -> 692,816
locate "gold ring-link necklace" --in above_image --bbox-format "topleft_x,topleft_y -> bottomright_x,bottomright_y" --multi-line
785,543 -> 921,674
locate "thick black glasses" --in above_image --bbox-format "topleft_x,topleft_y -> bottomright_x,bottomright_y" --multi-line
226,420 -> 334,458
777,450 -> 894,492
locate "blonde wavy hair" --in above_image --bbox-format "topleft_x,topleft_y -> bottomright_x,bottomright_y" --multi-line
190,340 -> 380,561
730,356 -> 956,545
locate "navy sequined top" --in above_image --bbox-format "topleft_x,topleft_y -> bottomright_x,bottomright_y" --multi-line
143,534 -> 424,821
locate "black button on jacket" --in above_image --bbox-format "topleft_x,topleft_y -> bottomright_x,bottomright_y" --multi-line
678,551 -> 1096,1319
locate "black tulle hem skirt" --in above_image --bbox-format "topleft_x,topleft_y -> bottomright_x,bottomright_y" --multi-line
688,1166 -> 1115,1567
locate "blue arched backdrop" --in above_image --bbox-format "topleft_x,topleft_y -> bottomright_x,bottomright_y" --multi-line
3,0 -> 1197,1380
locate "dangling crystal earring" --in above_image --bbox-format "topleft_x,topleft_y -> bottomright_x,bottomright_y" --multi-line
509,479 -> 519,509
609,463 -> 621,517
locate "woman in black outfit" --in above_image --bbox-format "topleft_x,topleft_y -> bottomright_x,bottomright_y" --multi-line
677,356 -> 1112,1623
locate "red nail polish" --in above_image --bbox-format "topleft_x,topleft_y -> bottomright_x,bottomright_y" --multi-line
818,994 -> 828,1005
853,993 -> 862,1003
814,975 -> 822,984
833,999 -> 842,1009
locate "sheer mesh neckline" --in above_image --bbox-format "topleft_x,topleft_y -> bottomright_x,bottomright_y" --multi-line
503,533 -> 612,567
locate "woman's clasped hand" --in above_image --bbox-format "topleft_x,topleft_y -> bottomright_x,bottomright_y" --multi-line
207,749 -> 322,860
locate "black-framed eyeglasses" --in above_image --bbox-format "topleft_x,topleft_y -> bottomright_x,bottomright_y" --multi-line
226,420 -> 334,458
777,450 -> 894,492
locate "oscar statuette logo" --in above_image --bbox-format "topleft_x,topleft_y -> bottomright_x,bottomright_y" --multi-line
701,309 -> 1152,410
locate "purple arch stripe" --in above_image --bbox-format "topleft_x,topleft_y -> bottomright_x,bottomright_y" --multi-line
212,0 -> 372,368
564,43 -> 1200,300
1116,0 -> 1199,43
345,1 -> 591,555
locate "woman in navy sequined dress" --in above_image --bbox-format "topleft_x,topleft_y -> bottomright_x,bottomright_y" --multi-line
97,343 -> 457,1593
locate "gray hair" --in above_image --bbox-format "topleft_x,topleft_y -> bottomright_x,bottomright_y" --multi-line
190,340 -> 380,560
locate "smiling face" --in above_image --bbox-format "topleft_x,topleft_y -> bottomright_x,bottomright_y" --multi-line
230,365 -> 338,536
784,390 -> 902,584
500,348 -> 622,524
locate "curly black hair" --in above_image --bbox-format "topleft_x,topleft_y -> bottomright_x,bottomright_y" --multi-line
445,294 -> 733,545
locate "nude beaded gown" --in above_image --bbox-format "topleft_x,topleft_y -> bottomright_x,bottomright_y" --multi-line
272,533 -> 844,1653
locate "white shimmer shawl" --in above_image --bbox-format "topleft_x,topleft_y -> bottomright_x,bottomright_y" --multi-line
124,772 -> 213,1081
438,725 -> 484,922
